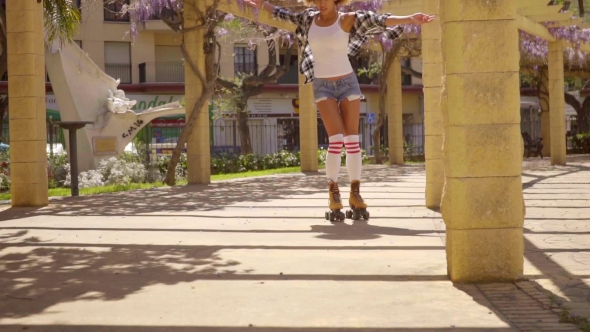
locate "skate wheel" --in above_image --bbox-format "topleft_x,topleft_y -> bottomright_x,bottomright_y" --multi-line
336,211 -> 345,222
352,210 -> 361,221
325,212 -> 330,221
362,211 -> 370,221
345,210 -> 353,219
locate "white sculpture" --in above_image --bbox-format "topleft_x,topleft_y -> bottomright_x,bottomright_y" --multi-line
45,40 -> 185,172
106,88 -> 137,114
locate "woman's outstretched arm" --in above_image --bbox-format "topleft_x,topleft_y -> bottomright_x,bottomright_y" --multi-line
385,13 -> 435,26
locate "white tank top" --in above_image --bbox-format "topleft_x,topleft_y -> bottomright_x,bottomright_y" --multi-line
307,12 -> 354,78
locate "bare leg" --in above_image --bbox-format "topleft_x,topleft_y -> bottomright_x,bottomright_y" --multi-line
339,97 -> 361,136
317,98 -> 344,136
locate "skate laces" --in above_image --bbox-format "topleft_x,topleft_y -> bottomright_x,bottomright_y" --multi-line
351,182 -> 364,202
329,182 -> 341,203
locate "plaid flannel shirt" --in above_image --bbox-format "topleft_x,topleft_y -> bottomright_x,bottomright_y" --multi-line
272,7 -> 405,84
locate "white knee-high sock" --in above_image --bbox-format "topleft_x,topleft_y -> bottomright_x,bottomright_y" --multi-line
344,135 -> 362,182
326,134 -> 343,182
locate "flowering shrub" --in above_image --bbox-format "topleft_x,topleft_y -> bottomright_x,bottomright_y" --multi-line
0,148 -> 374,193
48,154 -> 69,188
65,168 -> 104,189
64,157 -> 147,188
97,157 -> 147,185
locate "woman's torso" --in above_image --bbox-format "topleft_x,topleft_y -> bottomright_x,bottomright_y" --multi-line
307,12 -> 354,80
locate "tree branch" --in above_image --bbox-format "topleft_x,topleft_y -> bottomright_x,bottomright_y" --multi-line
565,91 -> 582,113
216,77 -> 238,90
256,28 -> 279,78
181,42 -> 207,85
400,64 -> 422,79
264,44 -> 293,82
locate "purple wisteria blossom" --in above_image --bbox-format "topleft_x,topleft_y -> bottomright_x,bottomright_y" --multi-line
122,0 -> 590,67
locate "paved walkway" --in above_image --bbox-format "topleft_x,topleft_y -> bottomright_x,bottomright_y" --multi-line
0,155 -> 589,331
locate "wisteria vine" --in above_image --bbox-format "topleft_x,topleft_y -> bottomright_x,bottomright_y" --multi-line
123,0 -> 590,69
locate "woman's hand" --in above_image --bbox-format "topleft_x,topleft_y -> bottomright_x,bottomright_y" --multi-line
244,0 -> 264,10
409,13 -> 435,25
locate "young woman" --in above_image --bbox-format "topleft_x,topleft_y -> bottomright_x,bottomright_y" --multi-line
245,0 -> 434,221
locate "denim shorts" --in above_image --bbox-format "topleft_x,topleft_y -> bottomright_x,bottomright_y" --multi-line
312,73 -> 362,103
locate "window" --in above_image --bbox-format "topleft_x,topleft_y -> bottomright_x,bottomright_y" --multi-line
234,45 -> 257,76
277,52 -> 298,84
104,42 -> 132,84
401,58 -> 412,86
104,0 -> 130,22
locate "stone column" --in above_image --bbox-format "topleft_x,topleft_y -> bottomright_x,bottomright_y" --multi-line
442,0 -> 524,283
548,42 -> 566,165
539,66 -> 551,157
387,57 -> 404,165
298,60 -> 318,172
7,0 -> 48,207
422,0 -> 444,208
184,0 -> 211,184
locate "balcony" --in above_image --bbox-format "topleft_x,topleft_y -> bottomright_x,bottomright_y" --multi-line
105,64 -> 132,84
139,62 -> 185,83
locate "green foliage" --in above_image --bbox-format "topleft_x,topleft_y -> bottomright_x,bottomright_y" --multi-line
43,0 -> 81,47
47,154 -> 69,189
210,150 -> 301,174
558,307 -> 590,332
213,74 -> 249,117
568,133 -> 590,153
0,151 -> 9,192
357,61 -> 382,80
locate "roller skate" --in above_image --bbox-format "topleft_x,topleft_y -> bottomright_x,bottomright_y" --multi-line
325,180 -> 345,222
346,180 -> 370,221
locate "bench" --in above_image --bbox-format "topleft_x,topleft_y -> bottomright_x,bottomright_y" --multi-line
522,132 -> 543,159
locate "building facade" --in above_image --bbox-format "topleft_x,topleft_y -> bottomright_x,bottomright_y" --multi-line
0,1 -> 444,158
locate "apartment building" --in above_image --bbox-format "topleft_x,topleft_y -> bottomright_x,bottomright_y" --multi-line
1,0 -> 427,154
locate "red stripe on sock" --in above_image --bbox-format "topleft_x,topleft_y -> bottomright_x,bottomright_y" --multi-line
346,150 -> 361,154
328,151 -> 342,154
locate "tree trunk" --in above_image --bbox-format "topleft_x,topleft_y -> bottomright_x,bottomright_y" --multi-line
164,10 -> 220,186
0,4 -> 9,132
372,79 -> 386,164
372,127 -> 382,163
0,97 -> 7,142
579,97 -> 590,133
373,44 -> 400,164
236,101 -> 253,155
564,90 -> 590,133
0,3 -> 8,79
